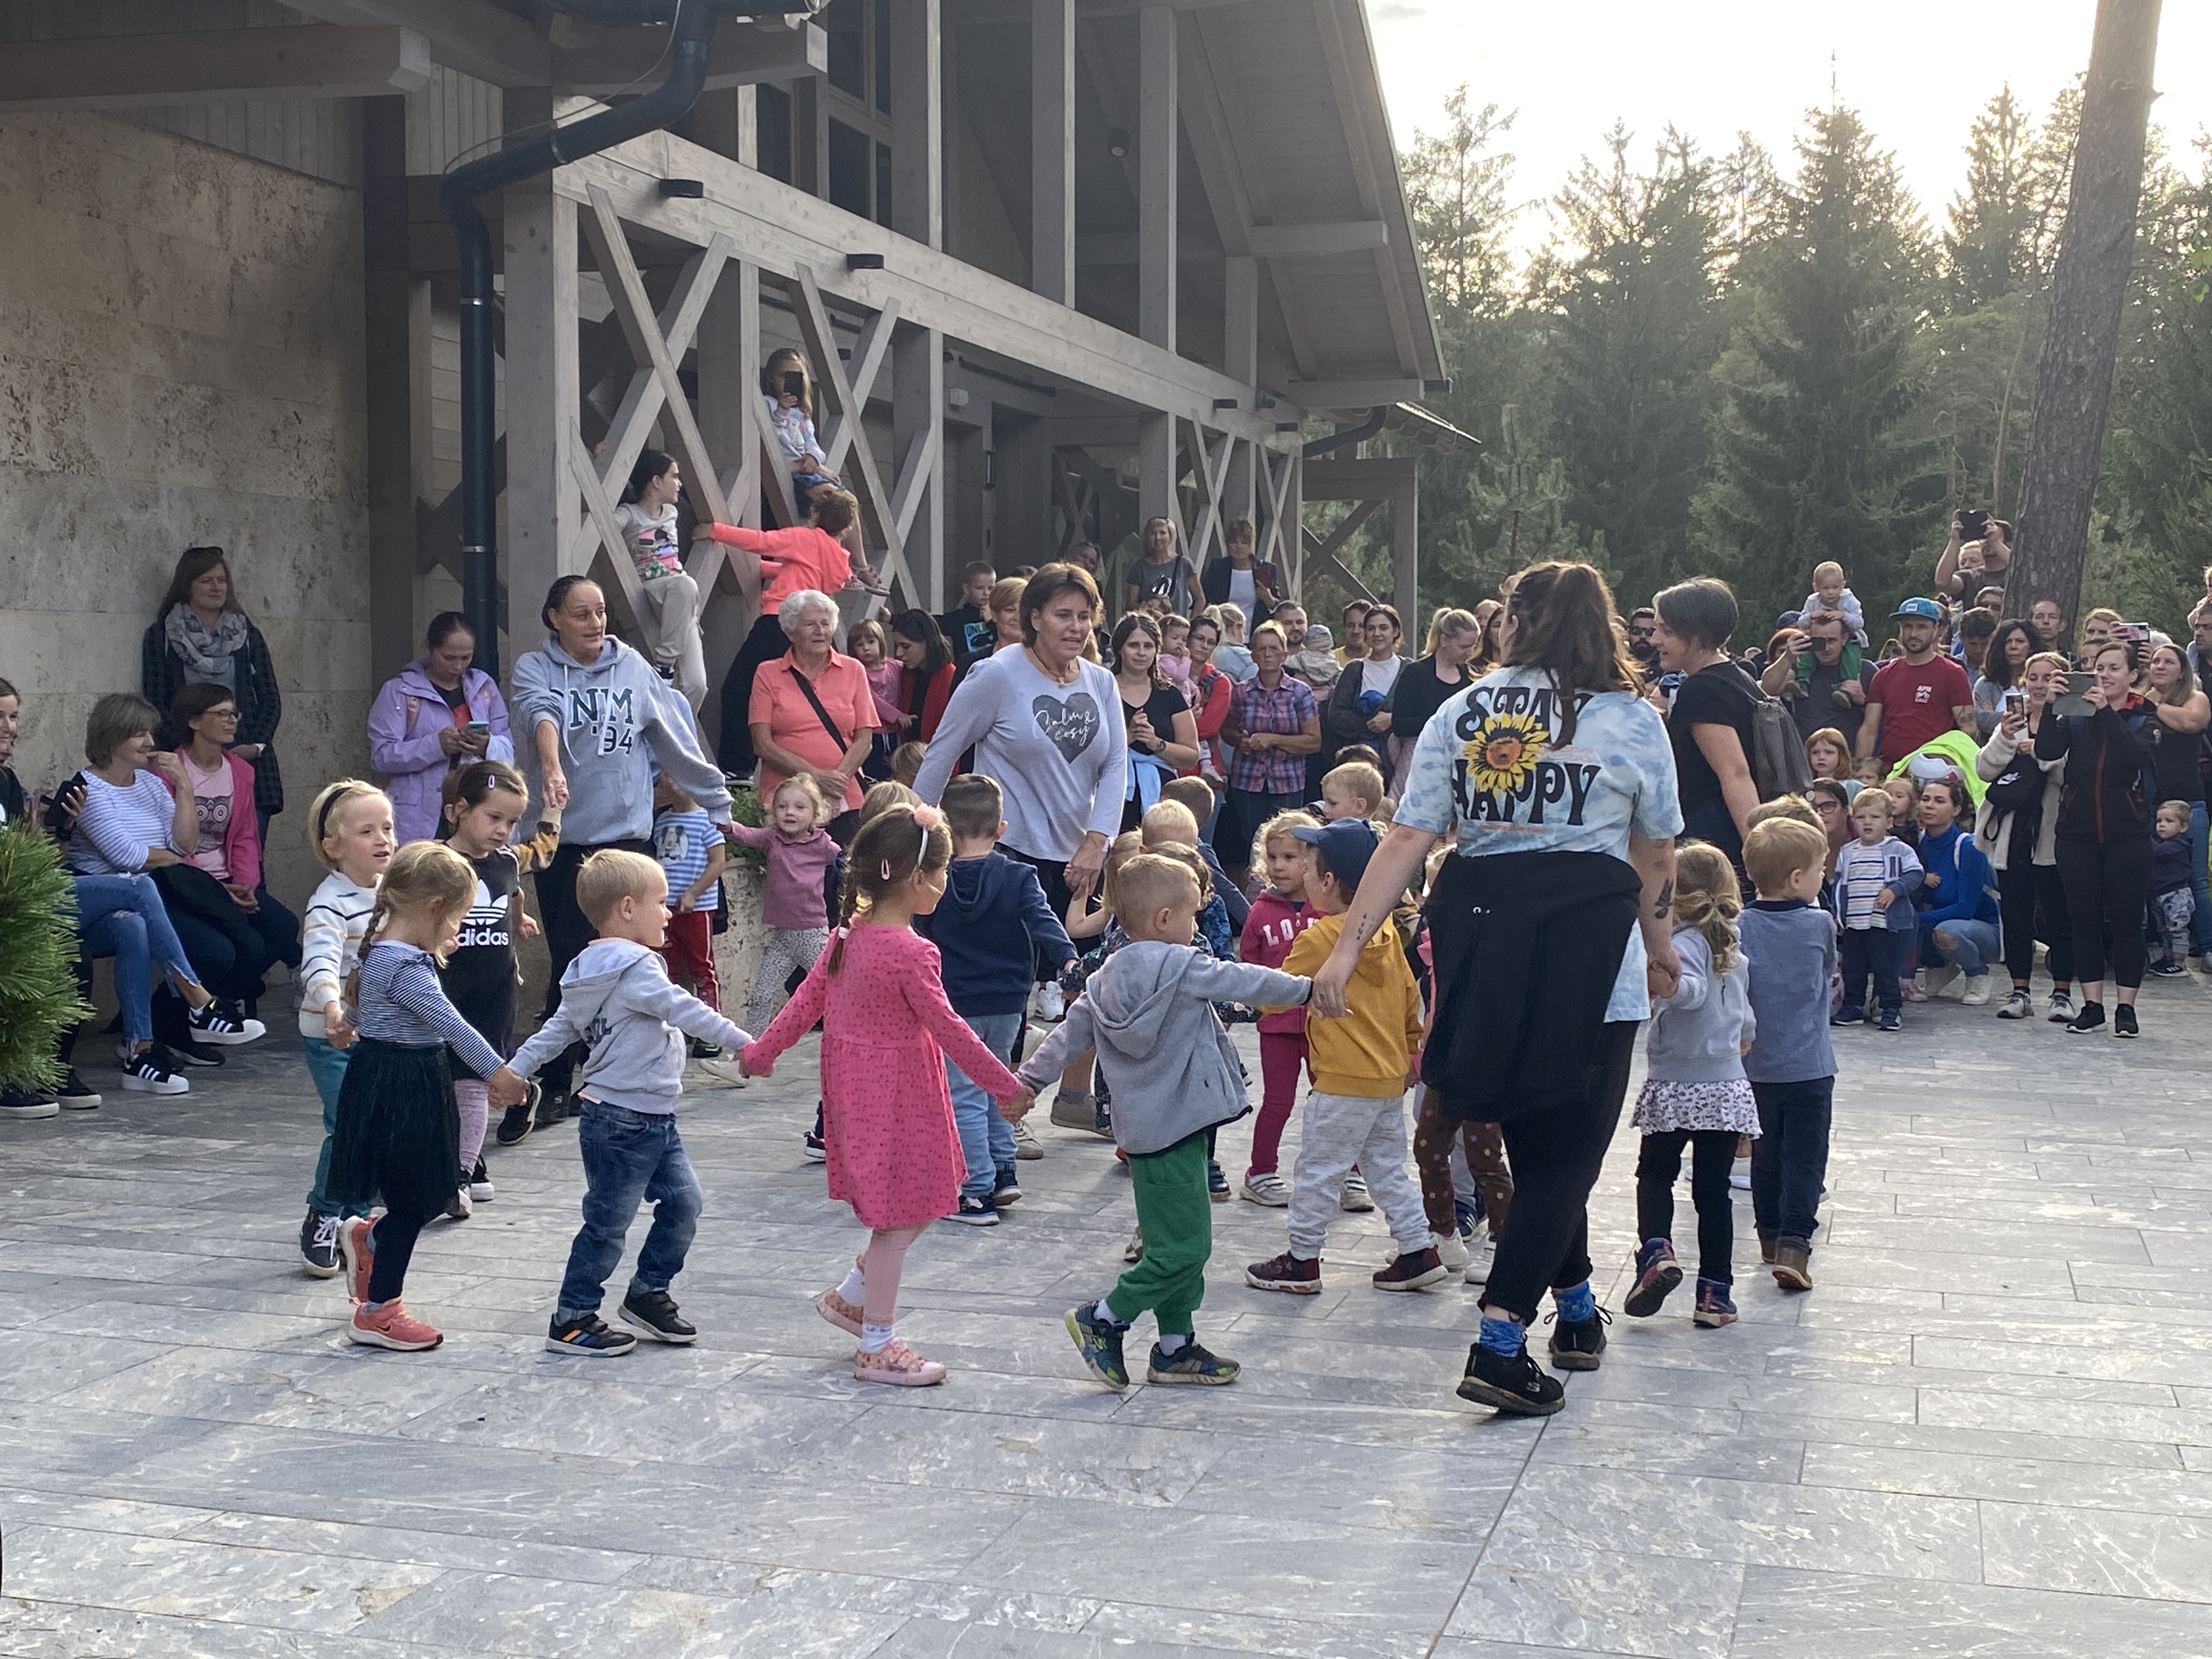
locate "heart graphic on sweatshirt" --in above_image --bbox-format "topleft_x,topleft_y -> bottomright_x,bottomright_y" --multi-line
1031,692 -> 1101,764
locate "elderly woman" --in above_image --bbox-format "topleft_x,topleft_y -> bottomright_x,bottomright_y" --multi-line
1311,561 -> 1681,1418
142,545 -> 283,845
1651,577 -> 1760,862
366,612 -> 514,844
749,589 -> 878,828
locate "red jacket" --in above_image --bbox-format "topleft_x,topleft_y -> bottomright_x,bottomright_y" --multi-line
1241,888 -> 1314,1035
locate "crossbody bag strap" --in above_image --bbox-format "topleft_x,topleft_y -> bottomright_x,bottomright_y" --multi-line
789,665 -> 850,751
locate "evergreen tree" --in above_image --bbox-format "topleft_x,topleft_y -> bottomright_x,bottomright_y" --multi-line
1944,87 -> 2067,310
0,827 -> 90,1091
1403,91 -> 1519,315
1691,106 -> 1943,631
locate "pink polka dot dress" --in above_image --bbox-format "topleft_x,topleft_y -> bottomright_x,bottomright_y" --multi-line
743,923 -> 1022,1228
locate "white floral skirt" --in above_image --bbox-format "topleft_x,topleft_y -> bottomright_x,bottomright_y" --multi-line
1632,1077 -> 1760,1137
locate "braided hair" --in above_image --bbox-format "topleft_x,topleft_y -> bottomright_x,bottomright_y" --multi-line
827,804 -> 951,974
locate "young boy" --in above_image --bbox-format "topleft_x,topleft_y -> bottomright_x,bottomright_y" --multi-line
1159,775 -> 1248,933
1318,759 -> 1386,825
651,775 -> 726,1053
1245,819 -> 1446,1295
2149,800 -> 2196,976
504,850 -> 751,1356
1141,800 -> 1235,961
1831,791 -> 1922,1032
1019,853 -> 1312,1390
918,774 -> 1078,1223
1740,817 -> 1839,1293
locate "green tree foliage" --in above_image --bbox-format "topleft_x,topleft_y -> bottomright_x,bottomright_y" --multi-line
0,826 -> 91,1090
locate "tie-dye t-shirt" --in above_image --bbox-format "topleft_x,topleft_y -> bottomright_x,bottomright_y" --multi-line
1396,667 -> 1684,1020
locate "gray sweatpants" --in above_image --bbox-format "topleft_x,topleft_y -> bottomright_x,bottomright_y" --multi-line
1288,1088 -> 1431,1259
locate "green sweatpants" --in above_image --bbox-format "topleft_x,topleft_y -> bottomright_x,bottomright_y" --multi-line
1105,1130 -> 1212,1336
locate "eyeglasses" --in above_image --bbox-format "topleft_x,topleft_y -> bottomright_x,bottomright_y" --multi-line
201,708 -> 240,721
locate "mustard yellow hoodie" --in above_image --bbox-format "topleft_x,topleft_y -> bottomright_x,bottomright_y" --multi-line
1282,912 -> 1423,1098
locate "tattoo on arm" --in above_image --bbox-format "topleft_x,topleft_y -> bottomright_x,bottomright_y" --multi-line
1654,879 -> 1673,922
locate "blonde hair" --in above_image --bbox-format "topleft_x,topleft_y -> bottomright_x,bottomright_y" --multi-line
769,772 -> 832,826
2024,650 -> 2072,679
891,742 -> 927,786
1323,760 -> 1386,815
1113,850 -> 1205,926
857,779 -> 920,830
1252,807 -> 1320,876
574,849 -> 664,926
1141,799 -> 1201,847
831,805 -> 951,973
988,576 -> 1028,617
1743,817 -> 1828,896
309,779 -> 392,871
1096,830 -> 1148,912
1810,561 -> 1846,586
1670,841 -> 1741,974
1746,794 -> 1820,832
351,840 -> 477,1003
1424,606 -> 1481,656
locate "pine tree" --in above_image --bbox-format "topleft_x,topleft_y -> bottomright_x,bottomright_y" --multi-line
1403,91 -> 1519,315
0,827 -> 91,1090
1944,87 -> 2067,310
1691,106 -> 1943,632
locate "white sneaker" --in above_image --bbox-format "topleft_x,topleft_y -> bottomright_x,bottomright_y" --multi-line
444,1184 -> 472,1221
1035,983 -> 1066,1023
2047,991 -> 2076,1024
1961,975 -> 1993,1007
1239,1171 -> 1290,1206
120,1050 -> 189,1094
1463,1234 -> 1496,1285
1434,1230 -> 1469,1272
1011,1117 -> 1043,1161
1123,1223 -> 1144,1263
467,1161 -> 495,1203
1339,1173 -> 1375,1212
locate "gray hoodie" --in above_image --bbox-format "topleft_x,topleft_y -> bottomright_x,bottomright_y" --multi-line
510,634 -> 731,845
1642,928 -> 1756,1086
1018,941 -> 1308,1155
508,939 -> 751,1115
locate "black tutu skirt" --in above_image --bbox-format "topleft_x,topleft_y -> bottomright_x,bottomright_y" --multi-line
327,1037 -> 461,1218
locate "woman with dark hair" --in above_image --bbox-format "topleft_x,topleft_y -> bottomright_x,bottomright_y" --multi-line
366,612 -> 514,844
1198,516 -> 1279,630
612,448 -> 709,709
886,609 -> 956,744
1652,577 -> 1759,862
1972,618 -> 2036,740
1311,561 -> 1681,1417
143,546 -> 283,845
1324,604 -> 1410,764
1184,611 -> 1234,781
1110,613 -> 1199,829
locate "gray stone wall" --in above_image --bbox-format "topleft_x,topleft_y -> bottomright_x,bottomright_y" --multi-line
0,109 -> 370,907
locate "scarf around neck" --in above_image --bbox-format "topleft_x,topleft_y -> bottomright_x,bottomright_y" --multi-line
165,603 -> 250,679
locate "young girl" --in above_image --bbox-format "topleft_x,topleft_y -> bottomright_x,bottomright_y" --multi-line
1623,842 -> 1758,1330
436,761 -> 559,1193
849,618 -> 901,778
297,780 -> 396,1279
1881,772 -> 1928,1001
727,774 -> 842,1033
1803,727 -> 1856,794
1239,810 -> 1318,1206
611,448 -> 708,709
743,805 -> 1024,1385
761,348 -> 837,496
330,842 -> 528,1351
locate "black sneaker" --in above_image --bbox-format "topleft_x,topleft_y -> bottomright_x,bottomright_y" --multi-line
2149,958 -> 2188,978
55,1068 -> 101,1109
802,1127 -> 828,1161
2068,1000 -> 2107,1034
545,1312 -> 638,1357
466,1159 -> 494,1202
618,1289 -> 698,1344
687,1037 -> 723,1059
494,1102 -> 534,1148
1206,1160 -> 1231,1202
991,1173 -> 1022,1208
949,1194 -> 1001,1226
1623,1240 -> 1683,1318
120,1048 -> 189,1094
188,998 -> 264,1045
1457,1341 -> 1566,1415
534,1082 -> 569,1129
1,1079 -> 59,1120
300,1210 -> 342,1278
1063,1302 -> 1130,1390
1146,1339 -> 1240,1385
1547,1305 -> 1611,1372
2115,1003 -> 2140,1038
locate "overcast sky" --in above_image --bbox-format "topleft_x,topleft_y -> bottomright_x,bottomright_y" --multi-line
1365,2 -> 2212,258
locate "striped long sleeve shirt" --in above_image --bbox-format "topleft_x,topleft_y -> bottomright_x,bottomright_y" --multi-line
355,941 -> 505,1079
298,871 -> 377,1039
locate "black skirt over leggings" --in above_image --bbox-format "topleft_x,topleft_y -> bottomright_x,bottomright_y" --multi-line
2055,835 -> 2151,989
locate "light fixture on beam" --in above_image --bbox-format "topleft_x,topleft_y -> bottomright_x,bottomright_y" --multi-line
1213,398 -> 1239,411
1107,127 -> 1130,159
846,252 -> 886,270
657,178 -> 705,198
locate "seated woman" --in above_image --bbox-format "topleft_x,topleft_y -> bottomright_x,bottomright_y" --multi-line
63,693 -> 267,1093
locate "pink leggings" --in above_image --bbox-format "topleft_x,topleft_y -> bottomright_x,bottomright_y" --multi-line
861,1223 -> 928,1327
1246,1031 -> 1307,1178
454,1079 -> 489,1171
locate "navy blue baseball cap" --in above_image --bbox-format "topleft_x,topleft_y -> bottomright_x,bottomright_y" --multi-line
1290,818 -> 1379,891
1893,597 -> 1944,622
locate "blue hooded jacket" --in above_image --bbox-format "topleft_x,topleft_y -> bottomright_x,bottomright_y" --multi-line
1914,821 -> 1999,929
918,851 -> 1077,1017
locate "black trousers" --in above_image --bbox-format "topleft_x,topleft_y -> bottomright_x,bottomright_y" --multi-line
534,838 -> 651,1093
1997,860 -> 2074,986
1635,1128 -> 1738,1286
2056,834 -> 2151,990
716,612 -> 793,775
1750,1077 -> 1833,1248
1838,927 -> 1904,1018
1003,846 -> 1074,985
1484,1019 -> 1639,1325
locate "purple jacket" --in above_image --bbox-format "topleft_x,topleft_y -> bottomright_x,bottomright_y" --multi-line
367,661 -> 515,843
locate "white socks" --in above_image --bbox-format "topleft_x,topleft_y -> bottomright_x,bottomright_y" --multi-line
860,1321 -> 895,1353
837,1266 -> 866,1304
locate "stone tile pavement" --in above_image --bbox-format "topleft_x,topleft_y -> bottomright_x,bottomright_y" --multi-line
4,969 -> 2212,1657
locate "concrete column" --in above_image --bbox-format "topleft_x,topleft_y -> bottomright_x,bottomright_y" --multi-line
501,92 -> 580,646
890,0 -> 943,249
362,95 -> 420,683
894,321 -> 946,607
1030,0 -> 1075,304
1138,5 -> 1176,352
1139,411 -> 1175,565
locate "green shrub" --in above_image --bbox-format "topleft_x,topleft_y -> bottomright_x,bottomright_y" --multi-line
0,825 -> 91,1087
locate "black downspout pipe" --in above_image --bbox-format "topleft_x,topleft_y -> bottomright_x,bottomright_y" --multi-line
1302,405 -> 1390,460
438,1 -> 723,676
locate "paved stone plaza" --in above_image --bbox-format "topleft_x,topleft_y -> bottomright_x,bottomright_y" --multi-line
4,974 -> 2212,1659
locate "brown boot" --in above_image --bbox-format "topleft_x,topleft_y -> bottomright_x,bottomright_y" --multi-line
1772,1242 -> 1813,1293
1759,1234 -> 1778,1265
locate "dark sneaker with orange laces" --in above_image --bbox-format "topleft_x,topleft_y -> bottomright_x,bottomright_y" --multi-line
1245,1251 -> 1322,1294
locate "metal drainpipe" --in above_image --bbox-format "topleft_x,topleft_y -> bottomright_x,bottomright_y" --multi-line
438,1 -> 724,676
1302,405 -> 1390,460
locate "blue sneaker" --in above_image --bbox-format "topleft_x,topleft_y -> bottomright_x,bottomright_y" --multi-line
1064,1304 -> 1130,1390
1146,1339 -> 1240,1385
1830,1006 -> 1864,1027
1878,1009 -> 1902,1032
1623,1239 -> 1682,1318
1453,1197 -> 1480,1242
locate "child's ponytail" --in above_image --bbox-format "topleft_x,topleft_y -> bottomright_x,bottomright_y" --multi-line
1670,841 -> 1742,975
826,804 -> 952,974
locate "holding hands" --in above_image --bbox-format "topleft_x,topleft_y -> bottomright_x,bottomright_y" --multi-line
487,1066 -> 531,1110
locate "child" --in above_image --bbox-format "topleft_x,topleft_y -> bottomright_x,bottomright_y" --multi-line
1159,774 -> 1247,934
1020,851 -> 1313,1389
2150,801 -> 2197,976
1318,759 -> 1386,825
726,774 -> 840,1034
1238,810 -> 1319,1207
331,843 -> 529,1351
761,347 -> 837,494
1739,817 -> 1838,1292
1832,791 -> 1922,1031
437,761 -> 560,1192
506,850 -> 752,1355
1141,800 -> 1234,962
651,775 -> 727,1047
1799,561 -> 1867,646
747,805 -> 1024,1385
891,742 -> 927,788
918,774 -> 1077,1224
849,618 -> 901,776
613,449 -> 708,708
1852,755 -> 1884,791
1245,819 -> 1446,1296
1049,830 -> 1148,1138
1156,614 -> 1197,703
1622,843 -> 1759,1330
297,781 -> 395,1279
1286,623 -> 1341,695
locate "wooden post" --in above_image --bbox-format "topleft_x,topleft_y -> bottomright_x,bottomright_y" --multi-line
894,321 -> 946,607
1031,0 -> 1075,305
501,94 -> 580,651
362,95 -> 420,682
1391,473 -> 1419,634
1223,254 -> 1259,533
1138,5 -> 1176,353
890,0 -> 942,249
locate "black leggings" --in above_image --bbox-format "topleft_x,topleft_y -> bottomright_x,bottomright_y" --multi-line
365,1205 -> 435,1304
1635,1129 -> 1738,1286
2055,835 -> 2151,990
1003,847 -> 1073,984
716,612 -> 794,775
534,839 -> 651,1090
1484,1020 -> 1640,1326
1997,861 -> 2074,987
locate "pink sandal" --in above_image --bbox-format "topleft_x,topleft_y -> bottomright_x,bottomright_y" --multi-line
815,1288 -> 864,1338
852,1339 -> 945,1387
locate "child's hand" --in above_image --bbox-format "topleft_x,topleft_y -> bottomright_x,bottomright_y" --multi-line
520,911 -> 541,941
743,1050 -> 774,1079
1001,1086 -> 1036,1121
487,1067 -> 528,1109
323,1002 -> 355,1049
1922,872 -> 1939,888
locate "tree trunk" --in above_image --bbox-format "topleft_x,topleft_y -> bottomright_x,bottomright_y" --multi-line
2006,0 -> 2161,626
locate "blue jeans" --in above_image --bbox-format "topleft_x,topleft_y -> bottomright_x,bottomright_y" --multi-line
73,873 -> 200,1047
303,1036 -> 369,1219
557,1099 -> 703,1321
2188,803 -> 2212,956
1921,916 -> 2002,977
946,1011 -> 1022,1202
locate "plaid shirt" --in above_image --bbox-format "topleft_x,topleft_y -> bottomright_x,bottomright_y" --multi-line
1227,674 -> 1317,795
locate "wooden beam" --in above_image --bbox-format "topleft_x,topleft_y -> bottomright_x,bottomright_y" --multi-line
1247,220 -> 1389,258
1286,378 -> 1427,411
0,24 -> 431,110
787,267 -> 915,602
555,22 -> 826,97
1138,6 -> 1178,353
820,301 -> 902,475
1031,0 -> 1076,306
693,258 -> 764,608
894,321 -> 946,606
281,0 -> 550,88
1302,455 -> 1420,495
502,139 -> 580,639
889,0 -> 943,250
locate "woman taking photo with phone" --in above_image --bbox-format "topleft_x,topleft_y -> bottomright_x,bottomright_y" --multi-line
367,613 -> 514,845
1974,653 -> 2075,1022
